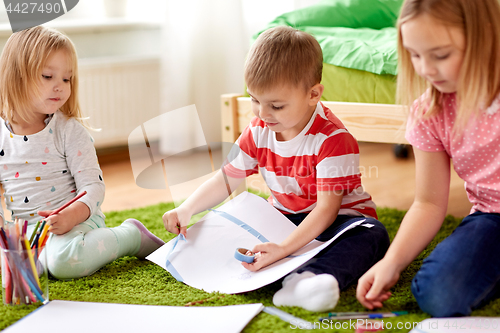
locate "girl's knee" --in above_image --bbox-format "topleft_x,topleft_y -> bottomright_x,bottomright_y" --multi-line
46,238 -> 87,280
412,270 -> 470,317
47,257 -> 84,280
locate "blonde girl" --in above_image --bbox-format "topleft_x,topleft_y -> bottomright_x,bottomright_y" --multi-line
0,26 -> 164,279
357,0 -> 500,317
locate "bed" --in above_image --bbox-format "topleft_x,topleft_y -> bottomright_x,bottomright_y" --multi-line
221,0 -> 408,138
221,0 -> 408,195
253,0 -> 403,105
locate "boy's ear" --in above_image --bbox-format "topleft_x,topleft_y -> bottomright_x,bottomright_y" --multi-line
308,83 -> 324,105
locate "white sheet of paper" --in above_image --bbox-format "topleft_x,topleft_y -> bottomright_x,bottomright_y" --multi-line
410,317 -> 500,333
147,191 -> 367,294
3,300 -> 264,333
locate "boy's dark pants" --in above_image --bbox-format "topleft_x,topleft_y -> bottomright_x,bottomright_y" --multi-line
285,214 -> 390,290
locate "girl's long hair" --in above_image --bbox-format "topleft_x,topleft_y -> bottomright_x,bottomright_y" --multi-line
397,0 -> 500,133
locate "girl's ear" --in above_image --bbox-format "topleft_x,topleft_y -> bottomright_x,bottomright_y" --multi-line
309,83 -> 324,105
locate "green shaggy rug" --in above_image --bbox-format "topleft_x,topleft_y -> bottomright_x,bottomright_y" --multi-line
1,200 -> 499,332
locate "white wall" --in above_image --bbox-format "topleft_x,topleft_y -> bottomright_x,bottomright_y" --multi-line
159,0 -> 321,154
0,1 -> 163,148
0,0 -> 320,149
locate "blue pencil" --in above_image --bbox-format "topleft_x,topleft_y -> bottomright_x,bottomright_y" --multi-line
19,268 -> 45,303
320,311 -> 408,321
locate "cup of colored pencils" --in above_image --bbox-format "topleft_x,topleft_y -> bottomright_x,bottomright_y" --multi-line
1,218 -> 49,305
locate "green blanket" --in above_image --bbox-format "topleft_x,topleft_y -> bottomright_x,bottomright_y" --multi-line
254,0 -> 404,76
262,0 -> 403,30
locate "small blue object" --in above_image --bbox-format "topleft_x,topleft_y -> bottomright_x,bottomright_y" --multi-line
234,247 -> 255,263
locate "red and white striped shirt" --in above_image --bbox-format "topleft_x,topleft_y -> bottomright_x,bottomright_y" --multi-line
224,102 -> 377,218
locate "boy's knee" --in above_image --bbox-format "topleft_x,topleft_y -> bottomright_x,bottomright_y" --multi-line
412,271 -> 470,317
364,219 -> 390,256
371,220 -> 390,242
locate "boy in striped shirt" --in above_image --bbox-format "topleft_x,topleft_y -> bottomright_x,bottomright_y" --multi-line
163,26 -> 390,312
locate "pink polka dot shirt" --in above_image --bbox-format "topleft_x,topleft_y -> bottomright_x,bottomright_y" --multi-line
406,93 -> 500,214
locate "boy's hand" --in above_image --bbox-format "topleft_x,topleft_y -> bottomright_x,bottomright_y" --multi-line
356,258 -> 399,309
242,242 -> 287,271
163,207 -> 190,238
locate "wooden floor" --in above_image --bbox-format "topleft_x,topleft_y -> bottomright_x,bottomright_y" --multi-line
0,143 -> 471,222
4,143 -> 471,220
98,142 -> 471,218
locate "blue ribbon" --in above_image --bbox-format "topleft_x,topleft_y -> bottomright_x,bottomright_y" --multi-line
165,233 -> 186,282
165,260 -> 184,282
210,209 -> 270,242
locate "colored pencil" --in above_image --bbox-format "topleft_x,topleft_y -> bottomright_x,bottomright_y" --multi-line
48,191 -> 87,217
23,239 -> 40,289
19,268 -> 44,303
22,220 -> 27,237
3,255 -> 12,304
19,273 -> 36,303
37,223 -> 50,249
40,232 -> 50,249
319,311 -> 408,321
0,229 -> 7,249
14,219 -> 20,243
29,220 -> 40,244
31,220 -> 45,249
325,311 -> 408,317
0,222 -> 47,305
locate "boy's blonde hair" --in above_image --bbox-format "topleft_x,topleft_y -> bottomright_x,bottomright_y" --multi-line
245,26 -> 323,93
397,0 -> 500,132
0,26 -> 83,125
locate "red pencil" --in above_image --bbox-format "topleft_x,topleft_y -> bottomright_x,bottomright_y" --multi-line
48,191 -> 87,217
22,220 -> 27,237
3,255 -> 12,304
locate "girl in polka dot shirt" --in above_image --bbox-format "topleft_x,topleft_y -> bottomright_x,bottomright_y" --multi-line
0,26 -> 163,279
357,0 -> 500,316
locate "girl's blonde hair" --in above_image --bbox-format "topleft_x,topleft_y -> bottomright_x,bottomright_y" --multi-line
397,0 -> 500,132
0,26 -> 83,125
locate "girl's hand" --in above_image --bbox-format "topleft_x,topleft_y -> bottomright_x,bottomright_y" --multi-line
356,259 -> 400,309
38,201 -> 90,235
162,207 -> 191,238
242,242 -> 288,272
38,209 -> 77,235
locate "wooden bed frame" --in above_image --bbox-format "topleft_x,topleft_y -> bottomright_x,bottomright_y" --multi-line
220,94 -> 408,195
